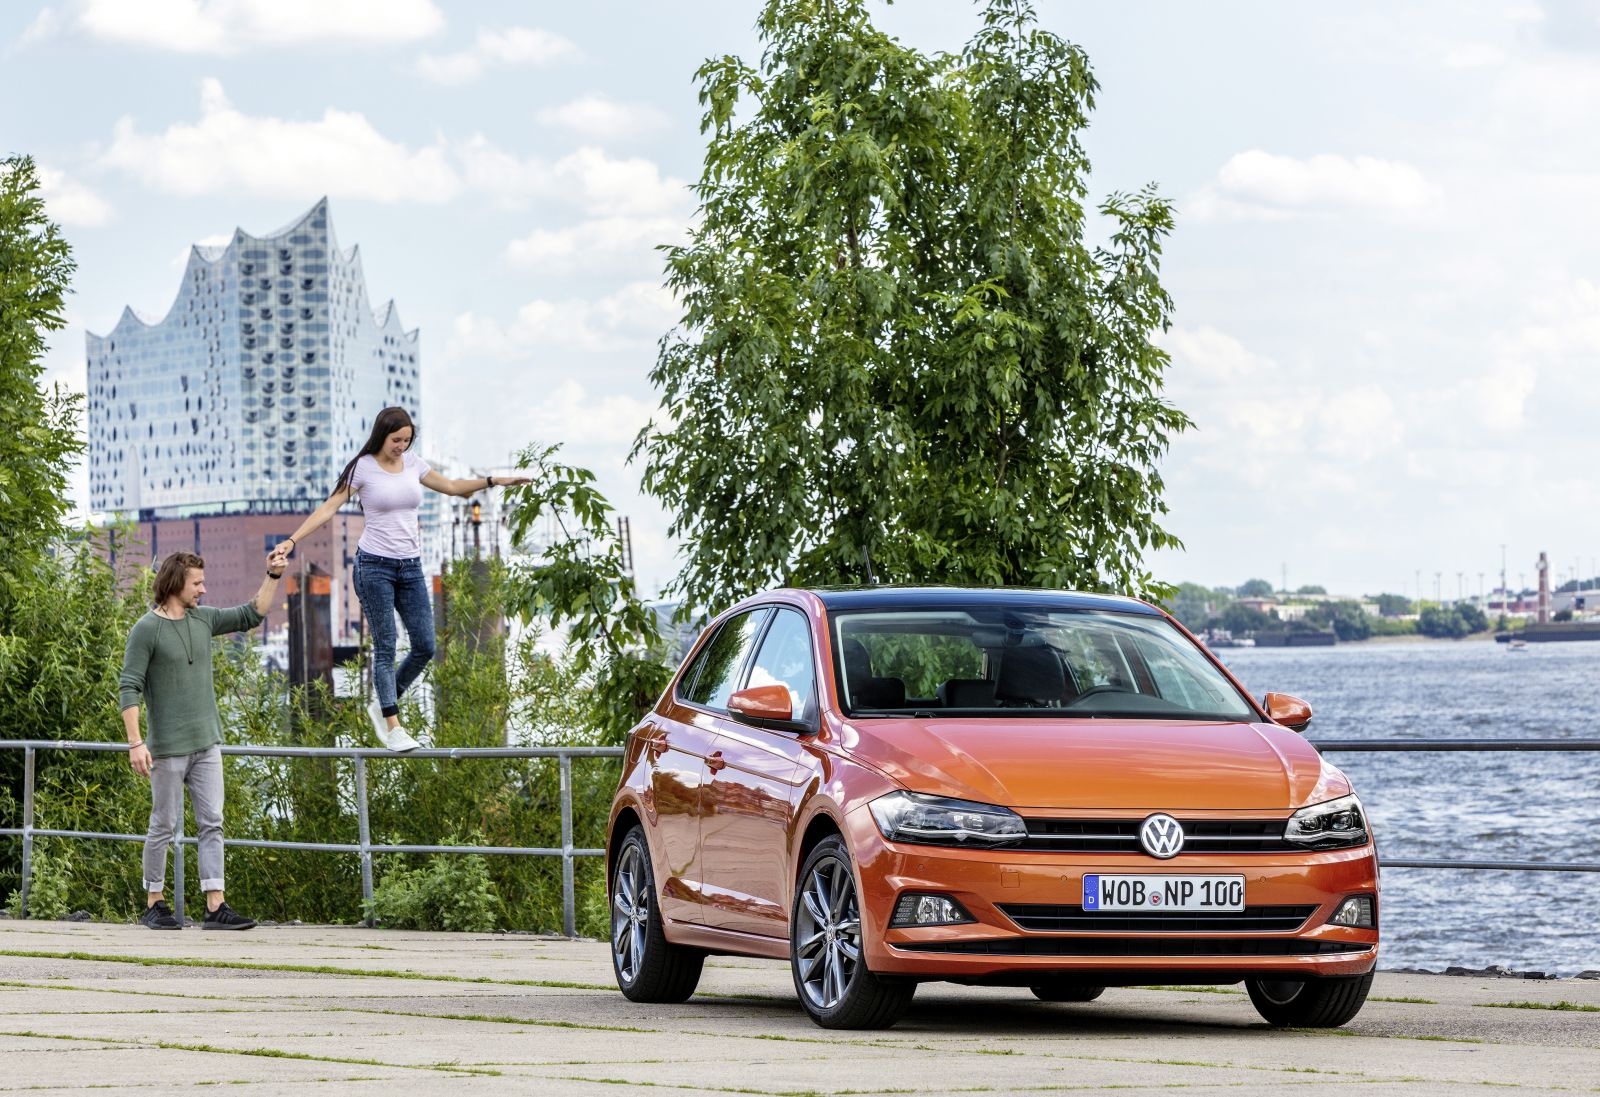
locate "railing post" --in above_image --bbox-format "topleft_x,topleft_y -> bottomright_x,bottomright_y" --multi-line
560,752 -> 575,938
19,747 -> 35,920
173,817 -> 185,926
355,756 -> 374,924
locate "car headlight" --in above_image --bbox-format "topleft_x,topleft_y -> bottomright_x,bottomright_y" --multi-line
1285,794 -> 1369,850
869,791 -> 1027,848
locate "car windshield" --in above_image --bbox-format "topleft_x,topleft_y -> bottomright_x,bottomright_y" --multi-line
832,606 -> 1257,721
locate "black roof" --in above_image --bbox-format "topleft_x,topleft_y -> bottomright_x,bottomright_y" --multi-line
805,586 -> 1162,616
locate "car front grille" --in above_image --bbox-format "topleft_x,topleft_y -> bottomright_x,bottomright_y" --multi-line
998,904 -> 1317,933
1019,817 -> 1295,854
894,938 -> 1366,957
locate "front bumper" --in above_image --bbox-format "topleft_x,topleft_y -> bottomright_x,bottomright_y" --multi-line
849,813 -> 1380,983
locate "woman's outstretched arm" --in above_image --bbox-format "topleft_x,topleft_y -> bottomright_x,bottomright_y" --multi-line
420,470 -> 530,497
271,485 -> 353,563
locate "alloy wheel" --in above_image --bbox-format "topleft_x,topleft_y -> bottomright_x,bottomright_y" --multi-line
611,842 -> 649,985
794,854 -> 861,1010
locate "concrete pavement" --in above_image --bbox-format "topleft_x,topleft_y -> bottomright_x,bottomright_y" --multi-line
0,920 -> 1596,1096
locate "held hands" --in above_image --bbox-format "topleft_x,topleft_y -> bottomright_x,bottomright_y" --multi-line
266,547 -> 290,576
129,742 -> 152,778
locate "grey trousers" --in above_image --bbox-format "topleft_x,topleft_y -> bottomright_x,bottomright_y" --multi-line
142,745 -> 225,893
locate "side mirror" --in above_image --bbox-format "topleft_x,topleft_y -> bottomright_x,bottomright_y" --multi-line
728,684 -> 812,734
1263,692 -> 1312,732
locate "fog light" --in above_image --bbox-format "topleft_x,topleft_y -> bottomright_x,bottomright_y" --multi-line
1329,895 -> 1376,928
891,892 -> 973,927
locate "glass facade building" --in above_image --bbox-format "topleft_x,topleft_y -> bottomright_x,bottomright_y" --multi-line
86,198 -> 421,515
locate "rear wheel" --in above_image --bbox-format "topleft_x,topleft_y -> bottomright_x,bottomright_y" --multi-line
1246,972 -> 1374,1027
791,836 -> 915,1029
1030,981 -> 1105,1003
610,827 -> 704,1003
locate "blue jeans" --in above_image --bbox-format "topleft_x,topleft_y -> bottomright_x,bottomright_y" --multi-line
353,550 -> 436,716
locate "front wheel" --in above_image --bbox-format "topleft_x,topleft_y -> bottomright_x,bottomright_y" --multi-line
1245,972 -> 1374,1027
610,827 -> 704,1003
791,836 -> 915,1029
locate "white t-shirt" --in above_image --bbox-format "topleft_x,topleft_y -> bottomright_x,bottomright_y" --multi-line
349,451 -> 431,559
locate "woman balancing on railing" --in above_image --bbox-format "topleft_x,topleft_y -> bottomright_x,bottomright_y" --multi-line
270,407 -> 528,752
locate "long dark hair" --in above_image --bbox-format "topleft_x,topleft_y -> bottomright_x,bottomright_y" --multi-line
335,406 -> 417,496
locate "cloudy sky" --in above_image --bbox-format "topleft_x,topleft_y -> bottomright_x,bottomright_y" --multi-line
5,0 -> 1599,602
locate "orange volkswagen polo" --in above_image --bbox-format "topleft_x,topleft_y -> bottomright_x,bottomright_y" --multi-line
607,588 -> 1378,1029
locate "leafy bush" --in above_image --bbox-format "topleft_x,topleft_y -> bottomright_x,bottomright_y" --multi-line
5,841 -> 75,920
365,844 -> 500,932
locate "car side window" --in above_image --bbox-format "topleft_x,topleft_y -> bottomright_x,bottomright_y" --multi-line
686,609 -> 771,710
746,609 -> 818,724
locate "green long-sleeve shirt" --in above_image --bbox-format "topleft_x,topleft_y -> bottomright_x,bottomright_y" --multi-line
119,604 -> 264,758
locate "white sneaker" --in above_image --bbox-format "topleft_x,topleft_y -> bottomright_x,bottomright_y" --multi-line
382,725 -> 420,752
366,700 -> 388,740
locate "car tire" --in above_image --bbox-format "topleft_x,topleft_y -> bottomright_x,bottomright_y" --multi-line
1245,972 -> 1374,1027
610,826 -> 704,1003
791,836 -> 916,1029
1029,982 -> 1105,1003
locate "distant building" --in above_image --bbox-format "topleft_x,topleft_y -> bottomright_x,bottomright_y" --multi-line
86,199 -> 426,638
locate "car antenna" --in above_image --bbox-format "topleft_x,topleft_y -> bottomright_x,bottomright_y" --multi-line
863,545 -> 878,586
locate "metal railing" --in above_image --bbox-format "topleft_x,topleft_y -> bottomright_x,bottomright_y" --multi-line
2,737 -> 1597,931
0,741 -> 622,932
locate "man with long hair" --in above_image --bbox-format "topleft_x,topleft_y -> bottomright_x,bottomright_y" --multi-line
120,550 -> 285,929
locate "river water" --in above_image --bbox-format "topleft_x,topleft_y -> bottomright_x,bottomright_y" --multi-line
1216,639 -> 1599,976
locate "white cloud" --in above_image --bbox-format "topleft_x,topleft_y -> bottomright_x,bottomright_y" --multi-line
416,26 -> 578,84
103,79 -> 459,202
535,94 -> 670,139
22,0 -> 443,53
453,139 -> 688,215
521,378 -> 657,449
98,80 -> 689,216
505,216 -> 685,275
35,164 -> 112,226
452,282 -> 679,358
1159,325 -> 1275,383
1190,150 -> 1437,221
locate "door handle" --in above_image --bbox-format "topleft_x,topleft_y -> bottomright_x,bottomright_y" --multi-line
706,750 -> 727,773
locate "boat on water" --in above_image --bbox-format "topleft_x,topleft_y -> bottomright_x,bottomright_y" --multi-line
1495,621 -> 1600,643
1507,637 -> 1528,651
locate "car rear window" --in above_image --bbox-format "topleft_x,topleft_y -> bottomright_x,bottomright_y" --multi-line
832,606 -> 1256,720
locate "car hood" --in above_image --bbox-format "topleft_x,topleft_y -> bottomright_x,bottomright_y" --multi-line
839,717 -> 1339,811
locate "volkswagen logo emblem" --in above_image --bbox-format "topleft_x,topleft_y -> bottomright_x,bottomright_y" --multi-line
1139,813 -> 1185,859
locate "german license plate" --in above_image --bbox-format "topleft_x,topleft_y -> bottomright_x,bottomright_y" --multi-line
1082,874 -> 1244,912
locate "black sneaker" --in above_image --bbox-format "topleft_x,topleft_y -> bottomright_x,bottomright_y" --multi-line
140,900 -> 181,930
202,902 -> 257,931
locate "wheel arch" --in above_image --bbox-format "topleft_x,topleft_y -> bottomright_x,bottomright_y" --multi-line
608,804 -> 644,887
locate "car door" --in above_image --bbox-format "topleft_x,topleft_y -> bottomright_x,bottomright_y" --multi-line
699,607 -> 818,938
649,608 -> 771,925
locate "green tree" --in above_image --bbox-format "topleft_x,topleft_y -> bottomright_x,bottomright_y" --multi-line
1236,578 -> 1274,598
0,155 -> 97,895
638,0 -> 1188,613
1305,600 -> 1372,642
1372,592 -> 1411,617
1294,584 -> 1327,595
0,156 -> 80,594
502,445 -> 672,742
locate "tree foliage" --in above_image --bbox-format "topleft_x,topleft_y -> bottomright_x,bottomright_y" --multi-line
638,0 -> 1189,614
502,445 -> 671,741
0,156 -> 81,599
1418,603 -> 1488,639
1236,578 -> 1275,598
